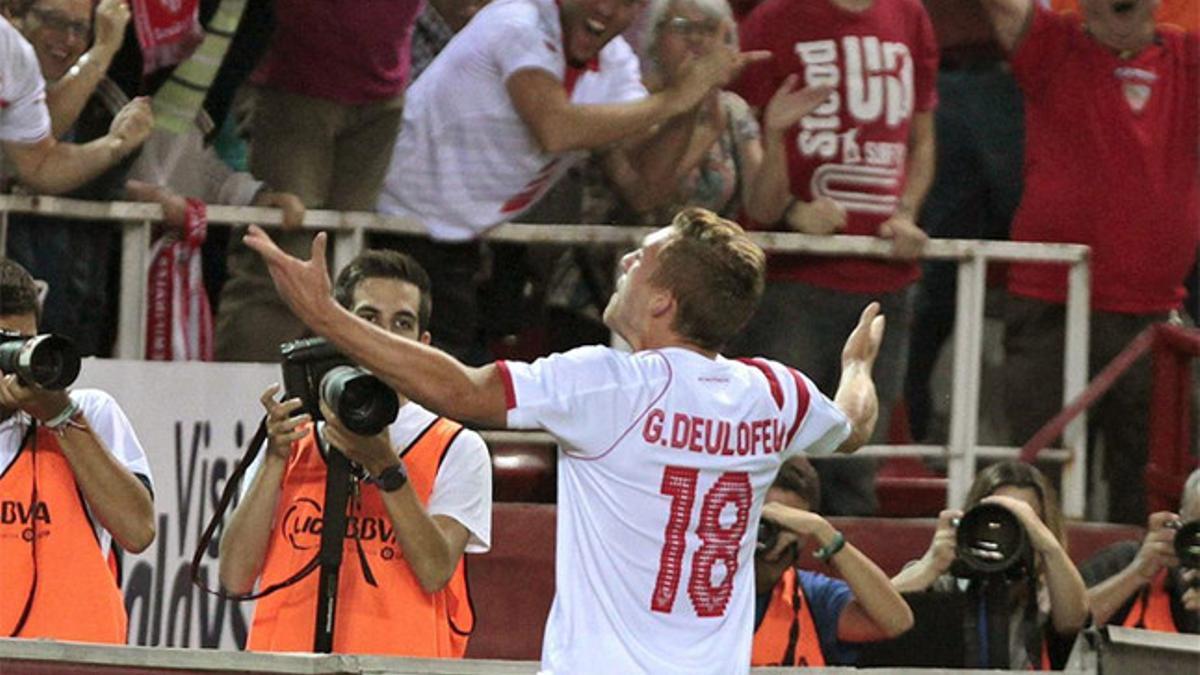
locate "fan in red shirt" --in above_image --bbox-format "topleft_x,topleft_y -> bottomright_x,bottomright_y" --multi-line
730,0 -> 939,516
981,0 -> 1199,523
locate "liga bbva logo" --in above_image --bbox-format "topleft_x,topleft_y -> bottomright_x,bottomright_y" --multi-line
281,497 -> 407,561
794,36 -> 915,215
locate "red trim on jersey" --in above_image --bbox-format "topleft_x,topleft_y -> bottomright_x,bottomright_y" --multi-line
563,350 -> 674,462
495,360 -> 517,410
737,358 -> 784,410
784,367 -> 812,446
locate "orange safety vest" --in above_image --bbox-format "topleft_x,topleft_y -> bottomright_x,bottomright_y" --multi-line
0,426 -> 128,643
1121,570 -> 1178,633
248,417 -> 475,656
751,567 -> 826,667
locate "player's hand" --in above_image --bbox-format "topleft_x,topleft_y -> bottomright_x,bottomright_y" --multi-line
785,197 -> 847,235
319,400 -> 397,478
109,96 -> 153,157
763,75 -> 833,135
981,494 -> 1061,555
0,374 -> 72,424
878,214 -> 928,259
260,384 -> 308,460
243,225 -> 338,330
93,0 -> 131,57
840,301 -> 885,371
252,191 -> 307,229
1132,512 -> 1182,579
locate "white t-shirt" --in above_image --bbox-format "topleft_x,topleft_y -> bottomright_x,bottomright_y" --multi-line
499,346 -> 850,675
0,16 -> 51,144
0,389 -> 154,559
241,401 -> 492,552
377,0 -> 648,241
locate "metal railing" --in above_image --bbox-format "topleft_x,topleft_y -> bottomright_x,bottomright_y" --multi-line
0,195 -> 1092,516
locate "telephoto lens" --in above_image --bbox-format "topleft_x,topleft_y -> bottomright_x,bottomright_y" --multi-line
954,502 -> 1030,577
0,333 -> 81,390
319,366 -> 400,437
1174,520 -> 1200,569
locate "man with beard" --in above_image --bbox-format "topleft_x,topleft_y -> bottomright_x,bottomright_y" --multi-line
981,0 -> 1199,524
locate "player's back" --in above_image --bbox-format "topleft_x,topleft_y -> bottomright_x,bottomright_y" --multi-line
499,346 -> 849,674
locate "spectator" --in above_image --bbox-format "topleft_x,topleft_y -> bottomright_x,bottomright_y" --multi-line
753,456 -> 913,666
245,207 -> 884,673
891,461 -> 1088,669
1052,0 -> 1198,32
0,257 -> 155,643
1,0 -> 302,357
372,0 -> 779,363
1080,469 -> 1200,634
0,11 -> 151,194
979,0 -> 1199,524
596,0 -> 830,226
215,0 -> 423,362
219,250 -> 491,656
904,0 -> 1023,442
731,0 -> 939,515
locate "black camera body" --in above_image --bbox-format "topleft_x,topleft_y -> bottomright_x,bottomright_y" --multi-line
757,518 -> 781,553
1171,519 -> 1200,569
951,503 -> 1034,580
0,330 -> 81,390
280,337 -> 399,437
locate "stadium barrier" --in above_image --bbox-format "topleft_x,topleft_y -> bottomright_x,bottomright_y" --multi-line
0,195 -> 1094,518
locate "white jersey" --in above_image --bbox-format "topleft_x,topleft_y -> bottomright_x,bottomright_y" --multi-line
377,0 -> 647,241
0,16 -> 50,144
0,390 -> 153,559
499,346 -> 850,674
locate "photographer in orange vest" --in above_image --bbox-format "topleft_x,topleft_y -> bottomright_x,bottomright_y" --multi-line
1081,469 -> 1200,634
752,456 -> 913,666
218,250 -> 491,656
0,257 -> 155,643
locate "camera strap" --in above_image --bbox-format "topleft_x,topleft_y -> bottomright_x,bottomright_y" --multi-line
190,416 -> 321,601
7,424 -> 39,638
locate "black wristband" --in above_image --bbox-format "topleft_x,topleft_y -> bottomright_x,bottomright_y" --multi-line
370,463 -> 408,493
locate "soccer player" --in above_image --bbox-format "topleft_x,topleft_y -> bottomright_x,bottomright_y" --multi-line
244,207 -> 884,674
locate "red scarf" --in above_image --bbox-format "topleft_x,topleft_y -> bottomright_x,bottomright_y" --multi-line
145,198 -> 212,361
131,0 -> 203,74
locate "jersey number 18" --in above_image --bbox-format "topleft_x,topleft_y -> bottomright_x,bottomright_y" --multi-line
651,466 -> 752,618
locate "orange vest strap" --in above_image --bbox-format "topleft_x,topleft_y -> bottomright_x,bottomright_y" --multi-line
751,567 -> 826,667
1122,571 -> 1179,633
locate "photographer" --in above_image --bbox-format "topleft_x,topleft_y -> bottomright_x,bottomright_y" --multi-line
0,258 -> 154,643
753,457 -> 913,666
1080,469 -> 1200,633
891,461 -> 1088,669
218,250 -> 491,657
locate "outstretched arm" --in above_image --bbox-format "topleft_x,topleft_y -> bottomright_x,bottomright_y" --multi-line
243,227 -> 510,428
833,302 -> 885,453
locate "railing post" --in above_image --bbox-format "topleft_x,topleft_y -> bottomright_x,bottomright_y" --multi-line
116,220 -> 152,359
331,223 -> 365,276
0,208 -> 8,257
1062,257 -> 1091,518
947,253 -> 987,508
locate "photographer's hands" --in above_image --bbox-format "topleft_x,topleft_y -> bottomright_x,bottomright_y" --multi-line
0,374 -> 72,423
319,400 -> 400,479
891,508 -> 960,593
981,495 -> 1061,556
260,384 -> 310,461
1132,511 -> 1182,580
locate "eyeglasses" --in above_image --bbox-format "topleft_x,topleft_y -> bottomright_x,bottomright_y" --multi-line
28,7 -> 92,42
661,16 -> 722,39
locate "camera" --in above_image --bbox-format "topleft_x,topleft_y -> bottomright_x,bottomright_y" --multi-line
757,518 -> 781,553
280,337 -> 399,437
1169,519 -> 1200,569
951,503 -> 1033,579
0,330 -> 81,390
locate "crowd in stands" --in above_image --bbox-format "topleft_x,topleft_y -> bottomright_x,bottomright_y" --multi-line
0,0 -> 1197,668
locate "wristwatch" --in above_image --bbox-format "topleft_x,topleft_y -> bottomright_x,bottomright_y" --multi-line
371,463 -> 409,493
